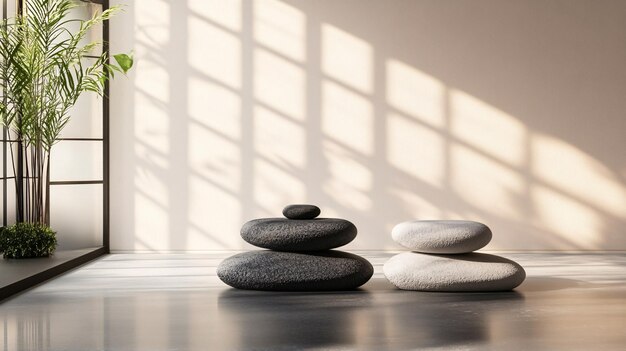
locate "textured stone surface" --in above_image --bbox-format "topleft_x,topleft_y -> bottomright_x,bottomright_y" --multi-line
383,252 -> 526,292
392,220 -> 492,254
241,218 -> 357,251
217,250 -> 374,291
282,204 -> 321,220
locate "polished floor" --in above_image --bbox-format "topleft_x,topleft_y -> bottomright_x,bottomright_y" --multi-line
1,252 -> 625,351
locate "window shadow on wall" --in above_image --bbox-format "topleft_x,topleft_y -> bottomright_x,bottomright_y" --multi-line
114,0 -> 626,251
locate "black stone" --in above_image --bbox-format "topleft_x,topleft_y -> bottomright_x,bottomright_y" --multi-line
282,204 -> 321,220
217,250 -> 374,291
241,218 -> 357,251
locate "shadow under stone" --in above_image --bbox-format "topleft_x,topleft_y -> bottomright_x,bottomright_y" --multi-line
217,289 -> 374,350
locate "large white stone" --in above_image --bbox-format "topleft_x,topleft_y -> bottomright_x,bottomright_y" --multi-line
383,252 -> 526,291
392,220 -> 492,254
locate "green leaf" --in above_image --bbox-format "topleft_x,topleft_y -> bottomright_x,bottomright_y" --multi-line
113,53 -> 133,74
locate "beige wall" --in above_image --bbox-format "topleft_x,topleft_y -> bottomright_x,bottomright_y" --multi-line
109,0 -> 626,251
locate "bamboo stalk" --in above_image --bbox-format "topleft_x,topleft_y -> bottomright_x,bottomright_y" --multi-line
24,142 -> 29,222
8,137 -> 20,220
45,154 -> 50,225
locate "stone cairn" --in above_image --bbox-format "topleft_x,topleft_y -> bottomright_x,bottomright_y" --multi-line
384,220 -> 526,291
218,204 -> 374,291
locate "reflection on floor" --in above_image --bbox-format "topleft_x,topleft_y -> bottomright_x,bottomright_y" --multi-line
1,253 -> 625,350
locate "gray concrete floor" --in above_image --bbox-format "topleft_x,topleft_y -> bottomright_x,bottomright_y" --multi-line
1,252 -> 625,351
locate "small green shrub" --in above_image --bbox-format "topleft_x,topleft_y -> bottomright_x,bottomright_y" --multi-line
0,223 -> 57,259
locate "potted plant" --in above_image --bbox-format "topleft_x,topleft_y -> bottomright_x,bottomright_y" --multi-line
0,0 -> 132,258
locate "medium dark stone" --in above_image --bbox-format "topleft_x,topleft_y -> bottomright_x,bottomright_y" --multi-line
217,250 -> 374,291
282,204 -> 321,220
241,218 -> 357,251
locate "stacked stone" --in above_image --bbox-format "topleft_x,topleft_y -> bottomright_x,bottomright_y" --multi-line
218,204 -> 374,291
384,220 -> 526,291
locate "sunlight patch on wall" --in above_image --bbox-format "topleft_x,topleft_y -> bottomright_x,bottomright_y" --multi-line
135,0 -> 170,45
387,113 -> 444,187
254,49 -> 306,121
254,0 -> 305,61
188,15 -> 241,89
323,141 -> 373,212
451,145 -> 525,220
386,59 -> 445,128
188,176 -> 242,249
532,133 -> 626,219
389,189 -> 443,220
133,0 -> 171,155
450,89 -> 526,167
133,155 -> 169,208
187,227 -> 236,251
187,76 -> 241,140
532,184 -> 601,248
254,106 -> 306,169
188,124 -> 240,194
134,141 -> 169,170
188,0 -> 241,32
134,192 -> 169,250
322,80 -> 373,155
135,89 -> 170,155
131,0 -> 172,251
254,159 -> 306,217
321,24 -> 373,94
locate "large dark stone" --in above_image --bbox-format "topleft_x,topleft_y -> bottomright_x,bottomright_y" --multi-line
282,204 -> 321,220
241,218 -> 357,251
217,250 -> 374,291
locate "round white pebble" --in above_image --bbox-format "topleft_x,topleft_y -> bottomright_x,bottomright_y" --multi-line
392,220 -> 492,254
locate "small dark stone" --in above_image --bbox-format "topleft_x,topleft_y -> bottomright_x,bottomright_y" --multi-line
282,204 -> 321,220
241,218 -> 357,251
217,250 -> 374,291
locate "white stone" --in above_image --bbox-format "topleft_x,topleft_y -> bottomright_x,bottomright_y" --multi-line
392,220 -> 492,254
383,252 -> 526,291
